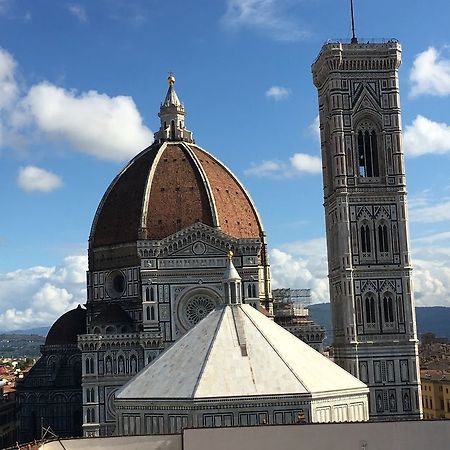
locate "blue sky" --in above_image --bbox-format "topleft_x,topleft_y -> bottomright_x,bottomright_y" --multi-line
0,0 -> 450,330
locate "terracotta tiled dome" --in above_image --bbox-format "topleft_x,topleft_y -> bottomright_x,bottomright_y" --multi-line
45,305 -> 86,346
90,142 -> 263,248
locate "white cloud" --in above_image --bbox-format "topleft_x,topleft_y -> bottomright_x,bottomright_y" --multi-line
308,115 -> 320,141
221,0 -> 306,41
68,4 -> 87,23
270,235 -> 450,307
290,153 -> 322,174
0,47 -> 18,110
0,255 -> 87,331
403,115 -> 450,157
409,199 -> 450,224
20,82 -> 153,161
265,85 -> 291,101
410,47 -> 450,97
245,152 -> 321,178
17,165 -> 63,192
270,238 -> 329,304
0,46 -> 153,161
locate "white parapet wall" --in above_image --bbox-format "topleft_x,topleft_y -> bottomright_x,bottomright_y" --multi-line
39,420 -> 449,450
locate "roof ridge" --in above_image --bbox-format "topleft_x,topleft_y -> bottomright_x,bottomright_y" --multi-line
239,304 -> 310,391
191,305 -> 227,398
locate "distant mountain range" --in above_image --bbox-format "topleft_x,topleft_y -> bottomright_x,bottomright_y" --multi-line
309,304 -> 450,345
7,326 -> 50,336
2,305 -> 449,344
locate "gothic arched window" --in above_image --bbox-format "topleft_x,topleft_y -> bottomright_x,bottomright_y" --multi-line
86,409 -> 91,423
383,294 -> 395,323
146,306 -> 150,321
357,122 -> 380,177
150,306 -> 155,321
365,295 -> 376,324
360,224 -> 372,254
150,287 -> 155,302
378,223 -> 389,253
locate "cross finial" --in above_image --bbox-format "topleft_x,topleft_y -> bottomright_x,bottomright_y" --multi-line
168,72 -> 175,86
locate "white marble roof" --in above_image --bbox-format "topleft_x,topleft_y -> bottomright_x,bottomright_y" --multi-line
117,304 -> 367,400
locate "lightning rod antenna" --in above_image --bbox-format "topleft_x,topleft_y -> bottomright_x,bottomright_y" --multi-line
350,0 -> 358,43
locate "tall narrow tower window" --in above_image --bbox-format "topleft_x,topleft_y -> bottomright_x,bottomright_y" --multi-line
378,224 -> 389,253
383,295 -> 394,323
357,123 -> 380,177
360,224 -> 372,254
365,295 -> 376,324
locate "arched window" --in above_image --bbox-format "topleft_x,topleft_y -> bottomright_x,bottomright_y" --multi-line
146,306 -> 150,321
150,306 -> 155,321
365,295 -> 376,324
378,223 -> 389,253
145,287 -> 150,302
360,224 -> 372,253
247,284 -> 252,298
383,295 -> 394,323
357,122 -> 379,177
86,389 -> 91,403
91,408 -> 95,423
150,287 -> 155,301
170,120 -> 175,140
251,284 -> 257,298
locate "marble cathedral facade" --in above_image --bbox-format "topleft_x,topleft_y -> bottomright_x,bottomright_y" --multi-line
79,77 -> 272,437
312,40 -> 422,419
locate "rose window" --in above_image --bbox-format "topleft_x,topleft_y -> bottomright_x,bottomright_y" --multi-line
184,295 -> 216,326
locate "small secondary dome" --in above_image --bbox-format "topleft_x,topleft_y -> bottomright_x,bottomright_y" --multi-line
45,305 -> 86,346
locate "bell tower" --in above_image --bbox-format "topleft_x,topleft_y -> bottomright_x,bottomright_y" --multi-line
312,40 -> 422,419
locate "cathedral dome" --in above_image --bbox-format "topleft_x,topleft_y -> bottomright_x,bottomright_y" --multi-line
45,305 -> 86,346
90,76 -> 264,249
90,141 -> 263,248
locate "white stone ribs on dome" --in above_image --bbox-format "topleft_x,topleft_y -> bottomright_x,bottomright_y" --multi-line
140,141 -> 168,231
89,142 -> 158,245
180,142 -> 220,228
187,143 -> 266,236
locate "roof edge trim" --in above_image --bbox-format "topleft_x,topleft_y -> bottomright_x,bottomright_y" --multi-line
191,305 -> 227,398
239,304 -> 309,390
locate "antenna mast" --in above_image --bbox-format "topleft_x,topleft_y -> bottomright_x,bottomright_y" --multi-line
350,0 -> 357,43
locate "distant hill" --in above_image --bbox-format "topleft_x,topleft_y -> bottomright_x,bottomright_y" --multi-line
1,305 -> 448,356
8,326 -> 50,336
309,303 -> 450,345
0,334 -> 45,358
